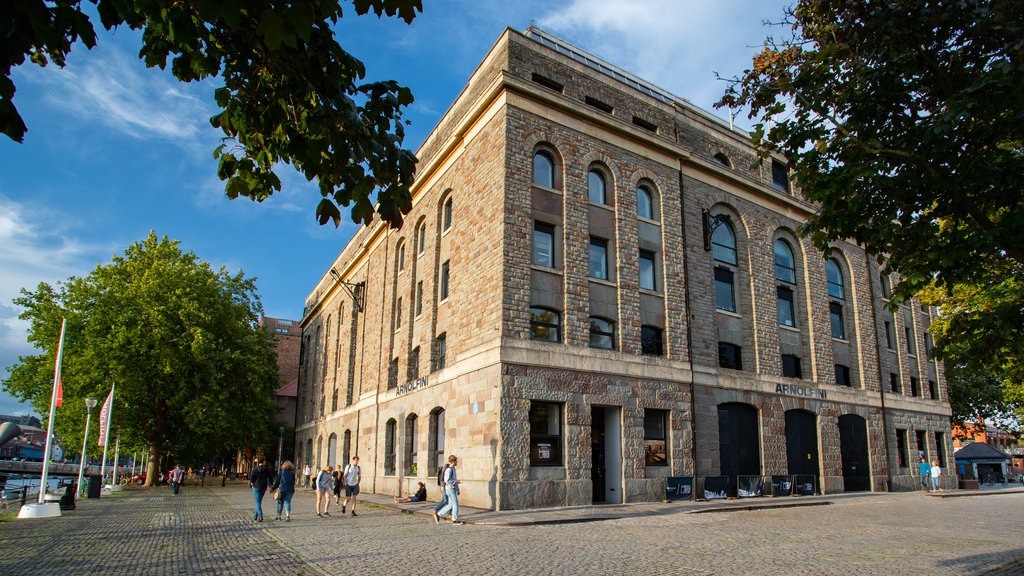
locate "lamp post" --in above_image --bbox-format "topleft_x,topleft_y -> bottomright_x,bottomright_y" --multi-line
76,397 -> 98,499
277,426 -> 284,472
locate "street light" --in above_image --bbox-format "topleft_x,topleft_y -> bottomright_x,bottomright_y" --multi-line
76,397 -> 98,499
277,426 -> 284,472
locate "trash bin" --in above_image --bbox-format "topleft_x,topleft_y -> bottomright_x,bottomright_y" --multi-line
87,475 -> 102,499
60,484 -> 76,510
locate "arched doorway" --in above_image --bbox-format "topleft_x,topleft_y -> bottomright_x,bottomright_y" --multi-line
785,409 -> 820,476
838,414 -> 871,491
718,402 -> 760,495
327,433 -> 337,468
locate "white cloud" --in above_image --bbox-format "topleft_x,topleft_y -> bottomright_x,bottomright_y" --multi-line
28,41 -> 213,144
538,0 -> 788,121
0,195 -> 117,415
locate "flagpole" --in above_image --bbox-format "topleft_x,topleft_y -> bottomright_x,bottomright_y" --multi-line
97,382 -> 115,490
37,317 -> 66,504
19,318 -> 66,519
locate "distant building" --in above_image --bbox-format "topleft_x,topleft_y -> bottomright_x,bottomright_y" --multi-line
952,422 -> 1023,481
294,27 -> 951,510
0,415 -> 42,428
261,316 -> 300,462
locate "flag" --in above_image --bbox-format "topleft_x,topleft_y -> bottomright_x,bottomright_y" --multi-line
98,386 -> 114,447
56,377 -> 63,408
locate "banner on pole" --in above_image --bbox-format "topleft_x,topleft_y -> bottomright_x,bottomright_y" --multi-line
98,387 -> 114,447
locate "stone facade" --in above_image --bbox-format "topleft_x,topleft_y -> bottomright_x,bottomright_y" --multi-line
293,27 -> 952,510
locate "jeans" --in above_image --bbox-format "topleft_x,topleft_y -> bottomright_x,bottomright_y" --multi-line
276,491 -> 293,516
172,482 -> 180,495
436,485 -> 459,521
930,476 -> 940,491
433,490 -> 448,512
253,488 -> 266,519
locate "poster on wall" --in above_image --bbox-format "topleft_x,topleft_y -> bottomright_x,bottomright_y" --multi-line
794,474 -> 816,495
703,476 -> 729,500
666,477 -> 693,501
737,475 -> 763,498
771,475 -> 794,496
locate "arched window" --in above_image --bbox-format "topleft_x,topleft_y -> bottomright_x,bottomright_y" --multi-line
637,185 -> 654,220
589,317 -> 615,350
880,273 -> 892,299
713,153 -> 732,167
774,240 -> 796,283
533,151 -> 554,188
416,221 -> 427,255
530,307 -> 561,342
826,259 -> 845,299
588,169 -> 606,204
775,239 -> 797,327
404,413 -> 418,475
385,418 -> 397,475
827,258 -> 846,339
442,197 -> 453,231
711,220 -> 737,265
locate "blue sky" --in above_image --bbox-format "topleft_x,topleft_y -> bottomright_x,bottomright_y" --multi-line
0,0 -> 791,416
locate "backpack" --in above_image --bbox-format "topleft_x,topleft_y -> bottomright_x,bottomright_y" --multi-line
437,463 -> 450,487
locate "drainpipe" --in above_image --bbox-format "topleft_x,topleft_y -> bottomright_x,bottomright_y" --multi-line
371,233 -> 392,494
866,251 -> 893,492
678,160 -> 699,477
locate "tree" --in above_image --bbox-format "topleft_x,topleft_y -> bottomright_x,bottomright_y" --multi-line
3,232 -> 281,485
719,0 -> 1024,300
719,0 -> 1024,409
2,0 -> 422,228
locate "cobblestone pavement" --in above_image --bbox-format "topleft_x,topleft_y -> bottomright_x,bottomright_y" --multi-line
1,483 -> 1022,575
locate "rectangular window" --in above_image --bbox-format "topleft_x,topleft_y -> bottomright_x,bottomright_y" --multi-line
884,321 -> 895,349
643,410 -> 668,467
829,302 -> 845,339
928,380 -> 937,400
835,364 -> 851,387
782,354 -> 802,379
416,281 -> 423,316
641,326 -> 663,356
905,326 -> 916,355
434,333 -> 447,371
896,429 -> 909,468
408,346 -> 420,380
714,267 -> 736,312
924,333 -> 933,357
889,373 -> 901,393
589,237 -> 608,280
935,432 -> 946,466
533,221 -> 555,268
777,286 -> 795,326
443,198 -> 453,231
398,244 -> 405,272
772,160 -> 790,194
718,342 -> 742,370
915,430 -> 928,460
387,357 -> 399,389
910,377 -> 920,397
439,261 -> 450,301
639,250 -> 656,291
529,401 -> 563,466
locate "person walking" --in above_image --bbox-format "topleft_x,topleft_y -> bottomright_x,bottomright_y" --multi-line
433,455 -> 462,525
249,457 -> 271,522
918,458 -> 931,491
272,460 -> 296,521
930,460 -> 942,492
314,465 -> 333,517
169,464 -> 184,495
341,456 -> 362,516
332,467 -> 344,505
302,464 -> 312,489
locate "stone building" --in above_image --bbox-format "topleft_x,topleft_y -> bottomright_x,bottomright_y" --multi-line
294,26 -> 951,510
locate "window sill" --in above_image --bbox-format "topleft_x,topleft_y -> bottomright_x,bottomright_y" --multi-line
589,277 -> 616,288
715,308 -> 741,319
531,264 -> 563,275
637,215 -> 660,226
532,183 -> 562,195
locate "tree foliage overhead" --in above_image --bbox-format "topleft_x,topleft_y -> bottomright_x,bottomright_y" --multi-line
2,0 -> 422,228
718,0 -> 1024,302
719,0 -> 1024,426
3,233 -> 281,482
